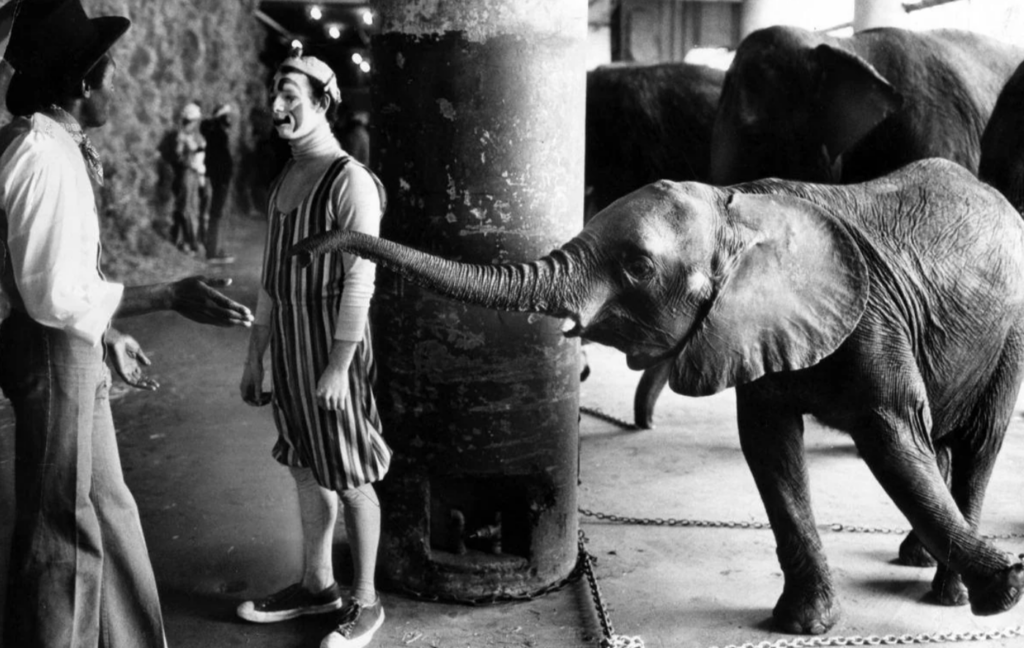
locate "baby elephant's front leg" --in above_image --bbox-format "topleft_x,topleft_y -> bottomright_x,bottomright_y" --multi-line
737,390 -> 838,634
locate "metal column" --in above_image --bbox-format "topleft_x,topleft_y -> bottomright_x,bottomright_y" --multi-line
740,0 -> 790,38
854,0 -> 906,30
367,0 -> 587,599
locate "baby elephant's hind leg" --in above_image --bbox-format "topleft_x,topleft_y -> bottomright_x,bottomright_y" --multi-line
897,448 -> 949,569
932,345 -> 1024,611
853,360 -> 1022,617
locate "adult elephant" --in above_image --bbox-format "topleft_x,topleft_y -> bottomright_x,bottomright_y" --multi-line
711,26 -> 1024,185
586,61 -> 723,215
291,159 -> 1024,634
979,60 -> 1024,213
587,61 -> 724,428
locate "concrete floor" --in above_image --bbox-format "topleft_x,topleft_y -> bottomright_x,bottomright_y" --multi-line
2,214 -> 1024,648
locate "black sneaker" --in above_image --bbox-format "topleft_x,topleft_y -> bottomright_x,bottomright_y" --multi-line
236,582 -> 344,623
319,597 -> 385,648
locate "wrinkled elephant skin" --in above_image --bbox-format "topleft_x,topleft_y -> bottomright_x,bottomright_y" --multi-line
586,61 -> 724,428
711,26 -> 1024,186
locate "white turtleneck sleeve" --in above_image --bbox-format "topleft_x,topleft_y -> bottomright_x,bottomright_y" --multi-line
329,162 -> 380,341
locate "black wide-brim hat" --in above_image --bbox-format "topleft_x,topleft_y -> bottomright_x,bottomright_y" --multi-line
4,0 -> 130,109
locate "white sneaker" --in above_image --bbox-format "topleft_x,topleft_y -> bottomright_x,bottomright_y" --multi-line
236,582 -> 344,623
320,597 -> 385,648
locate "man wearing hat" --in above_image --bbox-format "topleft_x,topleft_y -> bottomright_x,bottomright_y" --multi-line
0,1 -> 254,646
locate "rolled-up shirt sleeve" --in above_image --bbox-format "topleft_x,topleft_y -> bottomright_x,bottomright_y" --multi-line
331,165 -> 380,342
1,130 -> 123,346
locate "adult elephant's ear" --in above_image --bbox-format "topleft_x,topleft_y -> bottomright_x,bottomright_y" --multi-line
671,192 -> 869,396
813,44 -> 903,164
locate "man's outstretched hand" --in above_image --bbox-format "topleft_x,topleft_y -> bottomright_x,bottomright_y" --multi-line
168,276 -> 254,327
105,327 -> 159,391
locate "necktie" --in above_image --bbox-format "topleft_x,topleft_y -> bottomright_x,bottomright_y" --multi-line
44,106 -> 104,186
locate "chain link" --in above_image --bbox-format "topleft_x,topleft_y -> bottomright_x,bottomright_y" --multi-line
709,626 -> 1024,648
579,529 -> 646,648
581,405 -> 640,431
581,509 -> 1024,540
580,507 -> 772,530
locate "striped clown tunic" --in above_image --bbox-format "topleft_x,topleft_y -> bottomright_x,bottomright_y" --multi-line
262,155 -> 391,491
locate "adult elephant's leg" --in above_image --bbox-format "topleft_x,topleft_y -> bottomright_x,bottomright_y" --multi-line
897,445 -> 947,568
736,385 -> 838,635
851,362 -> 1023,616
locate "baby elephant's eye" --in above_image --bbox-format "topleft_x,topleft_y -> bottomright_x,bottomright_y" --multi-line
622,255 -> 655,283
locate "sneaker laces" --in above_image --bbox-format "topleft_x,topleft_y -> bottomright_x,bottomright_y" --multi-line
334,601 -> 363,637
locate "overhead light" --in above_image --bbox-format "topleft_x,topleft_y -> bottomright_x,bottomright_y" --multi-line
309,6 -> 323,20
291,39 -> 303,51
362,10 -> 373,25
359,61 -> 370,73
351,52 -> 363,64
328,26 -> 341,39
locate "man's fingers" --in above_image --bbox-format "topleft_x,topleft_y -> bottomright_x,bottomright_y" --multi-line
136,349 -> 152,366
136,378 -> 160,391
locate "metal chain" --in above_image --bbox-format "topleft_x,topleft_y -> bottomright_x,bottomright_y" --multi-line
581,510 -> 1024,541
580,507 -> 771,530
710,626 -> 1024,648
579,529 -> 646,648
827,523 -> 1024,541
581,405 -> 639,431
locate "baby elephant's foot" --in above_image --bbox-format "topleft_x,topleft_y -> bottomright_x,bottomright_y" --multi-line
898,532 -> 937,567
931,568 -> 968,606
772,583 -> 840,635
968,560 -> 1024,616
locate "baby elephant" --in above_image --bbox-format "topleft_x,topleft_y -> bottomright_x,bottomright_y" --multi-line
291,159 -> 1024,634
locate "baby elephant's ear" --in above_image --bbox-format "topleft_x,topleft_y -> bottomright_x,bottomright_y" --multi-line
671,192 -> 869,396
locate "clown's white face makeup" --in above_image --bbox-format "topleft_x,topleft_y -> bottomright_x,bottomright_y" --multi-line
270,71 -> 328,140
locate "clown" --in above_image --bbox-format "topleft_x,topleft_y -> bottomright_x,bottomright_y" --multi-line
237,53 -> 389,648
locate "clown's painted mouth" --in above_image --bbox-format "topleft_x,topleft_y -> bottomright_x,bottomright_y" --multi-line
273,117 -> 291,127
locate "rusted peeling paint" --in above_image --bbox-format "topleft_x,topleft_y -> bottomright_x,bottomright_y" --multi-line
372,0 -> 587,42
437,97 -> 457,120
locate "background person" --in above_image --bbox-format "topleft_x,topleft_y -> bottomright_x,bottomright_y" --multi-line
201,102 -> 236,264
170,101 -> 206,255
0,2 -> 254,645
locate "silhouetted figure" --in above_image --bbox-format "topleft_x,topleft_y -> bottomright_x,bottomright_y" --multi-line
201,103 -> 236,263
338,110 -> 370,167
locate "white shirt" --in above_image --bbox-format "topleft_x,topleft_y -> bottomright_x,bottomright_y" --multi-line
0,114 -> 123,346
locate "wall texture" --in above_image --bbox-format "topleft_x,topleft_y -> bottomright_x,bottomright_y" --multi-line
79,0 -> 269,271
